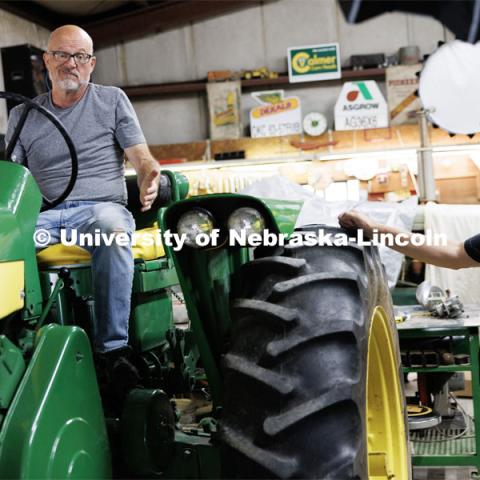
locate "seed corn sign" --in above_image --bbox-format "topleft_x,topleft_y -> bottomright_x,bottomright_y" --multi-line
288,43 -> 341,83
334,80 -> 388,130
250,90 -> 302,138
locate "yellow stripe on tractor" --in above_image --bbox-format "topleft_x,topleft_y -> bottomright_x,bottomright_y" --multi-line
0,261 -> 24,318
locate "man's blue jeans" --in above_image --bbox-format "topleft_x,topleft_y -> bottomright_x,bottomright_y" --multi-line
36,201 -> 135,353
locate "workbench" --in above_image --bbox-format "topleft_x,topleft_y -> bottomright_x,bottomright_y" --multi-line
396,304 -> 480,472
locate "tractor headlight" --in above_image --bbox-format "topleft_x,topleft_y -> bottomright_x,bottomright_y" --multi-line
177,208 -> 214,248
228,207 -> 265,240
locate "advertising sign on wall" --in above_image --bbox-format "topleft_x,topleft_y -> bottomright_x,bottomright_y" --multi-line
288,43 -> 341,83
206,81 -> 242,140
386,64 -> 421,125
334,80 -> 388,131
250,90 -> 302,138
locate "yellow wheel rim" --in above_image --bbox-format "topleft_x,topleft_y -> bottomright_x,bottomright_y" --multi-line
366,306 -> 409,479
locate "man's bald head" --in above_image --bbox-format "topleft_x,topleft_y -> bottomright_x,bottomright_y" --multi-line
44,24 -> 96,97
48,25 -> 94,54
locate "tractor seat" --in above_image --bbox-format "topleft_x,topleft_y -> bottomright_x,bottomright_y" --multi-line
36,226 -> 165,267
37,174 -> 176,268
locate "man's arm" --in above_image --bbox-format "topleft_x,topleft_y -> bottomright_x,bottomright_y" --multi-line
125,143 -> 161,212
338,209 -> 479,270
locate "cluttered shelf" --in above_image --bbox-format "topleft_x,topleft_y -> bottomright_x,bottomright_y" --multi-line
146,124 -> 480,164
129,124 -> 480,202
120,68 -> 385,99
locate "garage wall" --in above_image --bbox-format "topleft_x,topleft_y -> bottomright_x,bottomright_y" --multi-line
0,9 -> 50,133
0,0 -> 448,145
93,0 -> 453,146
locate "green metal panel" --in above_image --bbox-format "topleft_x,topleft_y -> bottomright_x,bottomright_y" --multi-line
39,260 -> 178,351
130,290 -> 173,351
136,258 -> 170,272
0,323 -> 111,479
0,336 -> 25,409
40,266 -> 92,298
133,260 -> 178,293
162,171 -> 190,202
40,259 -> 178,298
0,161 -> 43,318
260,198 -> 303,235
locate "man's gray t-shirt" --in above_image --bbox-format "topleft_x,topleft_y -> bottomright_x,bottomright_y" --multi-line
5,83 -> 145,205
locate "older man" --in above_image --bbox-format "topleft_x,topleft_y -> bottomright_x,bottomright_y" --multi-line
5,25 -> 160,369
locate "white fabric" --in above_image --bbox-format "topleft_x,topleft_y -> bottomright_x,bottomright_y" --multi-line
242,175 -> 418,288
425,203 -> 480,304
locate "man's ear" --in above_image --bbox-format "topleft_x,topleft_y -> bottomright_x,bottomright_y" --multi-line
43,52 -> 49,68
91,56 -> 96,72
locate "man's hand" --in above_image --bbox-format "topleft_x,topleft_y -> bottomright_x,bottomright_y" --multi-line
125,143 -> 161,212
338,209 -> 377,238
139,169 -> 160,212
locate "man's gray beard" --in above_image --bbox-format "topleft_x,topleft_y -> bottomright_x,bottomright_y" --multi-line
56,78 -> 87,92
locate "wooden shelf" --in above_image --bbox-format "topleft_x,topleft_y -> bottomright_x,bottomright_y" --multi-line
121,68 -> 386,99
121,80 -> 206,97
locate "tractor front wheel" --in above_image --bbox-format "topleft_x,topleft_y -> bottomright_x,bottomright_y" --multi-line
219,226 -> 410,479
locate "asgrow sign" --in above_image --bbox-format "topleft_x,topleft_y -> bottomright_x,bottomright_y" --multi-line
288,43 -> 341,83
334,80 -> 388,130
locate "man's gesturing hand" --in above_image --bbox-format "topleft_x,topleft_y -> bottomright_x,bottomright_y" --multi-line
338,209 -> 377,238
124,144 -> 162,213
140,169 -> 160,212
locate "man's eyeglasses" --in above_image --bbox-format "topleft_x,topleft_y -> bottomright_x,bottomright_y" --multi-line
48,51 -> 94,65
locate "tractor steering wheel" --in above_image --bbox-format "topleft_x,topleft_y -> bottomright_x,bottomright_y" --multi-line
0,91 -> 78,210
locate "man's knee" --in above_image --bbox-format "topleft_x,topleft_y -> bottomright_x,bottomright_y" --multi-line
35,209 -> 62,246
90,203 -> 135,236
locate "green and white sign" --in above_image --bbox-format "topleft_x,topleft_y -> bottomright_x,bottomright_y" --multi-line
334,80 -> 388,131
288,43 -> 341,83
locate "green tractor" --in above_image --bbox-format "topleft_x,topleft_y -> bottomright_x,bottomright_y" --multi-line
0,92 -> 410,479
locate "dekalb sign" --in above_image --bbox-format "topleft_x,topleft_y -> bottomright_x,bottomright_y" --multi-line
288,43 -> 341,83
251,98 -> 300,119
334,81 -> 388,130
250,90 -> 302,138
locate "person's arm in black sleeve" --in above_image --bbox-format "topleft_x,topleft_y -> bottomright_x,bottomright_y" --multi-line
464,234 -> 480,264
338,209 -> 480,270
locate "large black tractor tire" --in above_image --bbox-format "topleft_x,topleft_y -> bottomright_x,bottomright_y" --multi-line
219,226 -> 410,479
